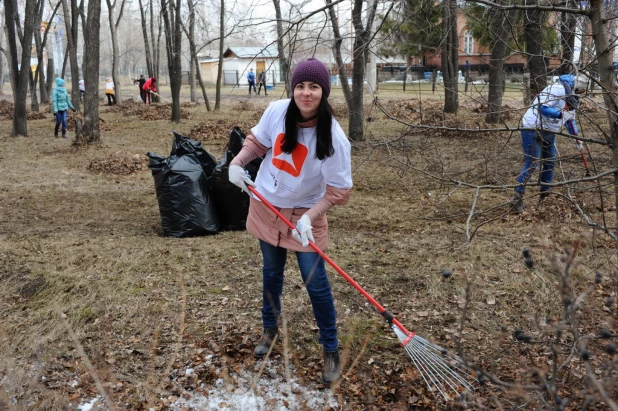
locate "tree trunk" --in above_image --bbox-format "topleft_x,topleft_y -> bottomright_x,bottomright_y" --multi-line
486,2 -> 517,123
47,58 -> 55,99
347,0 -> 377,141
273,0 -> 290,97
0,8 -> 5,95
326,0 -> 351,103
36,2 -> 60,105
151,2 -> 162,103
3,0 -> 38,136
77,0 -> 102,144
188,1 -> 196,103
183,0 -> 210,110
106,0 -> 126,104
588,0 -> 618,245
215,0 -> 224,110
32,2 -> 44,110
30,69 -> 39,112
524,3 -> 545,98
161,0 -> 182,122
559,0 -> 576,74
61,0 -> 81,111
441,0 -> 458,114
30,1 -> 44,113
138,0 -> 153,76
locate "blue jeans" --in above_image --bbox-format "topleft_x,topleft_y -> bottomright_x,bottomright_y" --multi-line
259,239 -> 338,352
55,111 -> 67,134
516,129 -> 556,194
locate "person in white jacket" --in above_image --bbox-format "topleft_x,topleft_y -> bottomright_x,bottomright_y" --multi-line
510,74 -> 587,213
105,78 -> 116,105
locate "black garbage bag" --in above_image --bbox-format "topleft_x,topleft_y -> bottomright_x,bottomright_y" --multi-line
147,132 -> 219,237
171,131 -> 218,176
210,127 -> 263,231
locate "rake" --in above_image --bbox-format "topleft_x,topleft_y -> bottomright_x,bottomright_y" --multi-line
247,185 -> 476,401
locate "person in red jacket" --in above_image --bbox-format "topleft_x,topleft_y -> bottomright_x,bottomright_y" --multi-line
142,77 -> 157,104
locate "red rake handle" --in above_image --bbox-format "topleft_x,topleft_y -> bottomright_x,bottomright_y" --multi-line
247,185 -> 414,339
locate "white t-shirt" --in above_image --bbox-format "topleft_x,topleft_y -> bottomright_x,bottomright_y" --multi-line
521,82 -> 568,133
251,99 -> 353,209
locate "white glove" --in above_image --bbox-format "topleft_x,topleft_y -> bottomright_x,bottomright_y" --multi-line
292,215 -> 314,247
562,110 -> 575,123
228,164 -> 255,195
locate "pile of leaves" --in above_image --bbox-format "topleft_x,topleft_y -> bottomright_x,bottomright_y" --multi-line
140,104 -> 191,121
331,103 -> 349,119
106,100 -> 191,120
468,102 -> 524,121
27,111 -> 47,120
380,99 -> 419,121
0,101 -> 14,121
87,151 -> 148,175
0,101 -> 48,121
188,120 -> 253,143
232,101 -> 256,112
105,100 -> 146,116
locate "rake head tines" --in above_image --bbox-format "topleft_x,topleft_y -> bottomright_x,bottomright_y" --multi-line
392,324 -> 476,401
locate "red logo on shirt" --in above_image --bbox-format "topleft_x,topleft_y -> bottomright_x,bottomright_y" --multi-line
272,133 -> 308,177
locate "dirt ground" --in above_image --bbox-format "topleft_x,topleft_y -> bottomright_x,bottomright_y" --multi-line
0,89 -> 617,410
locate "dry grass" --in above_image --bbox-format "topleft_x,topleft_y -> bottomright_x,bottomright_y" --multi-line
0,92 -> 617,410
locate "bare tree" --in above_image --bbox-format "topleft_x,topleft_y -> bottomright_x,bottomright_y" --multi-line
441,0 -> 458,113
3,0 -> 39,136
76,0 -> 102,144
558,0 -> 576,74
326,0 -> 351,105
187,4 -> 196,104
106,0 -> 127,103
33,2 -> 62,108
523,1 -> 545,98
485,1 -> 518,123
215,0 -> 224,110
273,0 -> 291,97
183,0 -> 211,110
348,0 -> 378,141
0,8 -> 5,95
138,0 -> 154,77
161,0 -> 182,122
60,0 -> 83,111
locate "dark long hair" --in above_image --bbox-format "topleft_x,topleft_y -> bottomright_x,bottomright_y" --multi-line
282,95 -> 334,160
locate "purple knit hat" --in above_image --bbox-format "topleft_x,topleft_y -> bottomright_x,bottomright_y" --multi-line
291,58 -> 331,97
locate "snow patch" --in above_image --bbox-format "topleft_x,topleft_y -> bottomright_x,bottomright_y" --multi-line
77,396 -> 101,411
170,360 -> 340,410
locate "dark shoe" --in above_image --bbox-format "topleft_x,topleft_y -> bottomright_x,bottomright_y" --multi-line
54,133 -> 58,138
253,328 -> 279,358
510,193 -> 524,213
322,350 -> 341,385
539,192 -> 550,203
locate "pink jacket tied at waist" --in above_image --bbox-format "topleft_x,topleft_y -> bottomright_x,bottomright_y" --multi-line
231,134 -> 352,252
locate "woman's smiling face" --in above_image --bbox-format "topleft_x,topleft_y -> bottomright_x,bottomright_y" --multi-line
293,81 -> 322,121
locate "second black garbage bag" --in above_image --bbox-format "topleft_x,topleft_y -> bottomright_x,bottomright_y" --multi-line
210,127 -> 263,231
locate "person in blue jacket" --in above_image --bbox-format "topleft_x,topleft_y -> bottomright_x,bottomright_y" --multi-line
52,78 -> 76,139
510,74 -> 587,212
247,68 -> 257,95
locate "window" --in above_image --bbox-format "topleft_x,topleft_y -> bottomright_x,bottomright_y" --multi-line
463,30 -> 474,55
